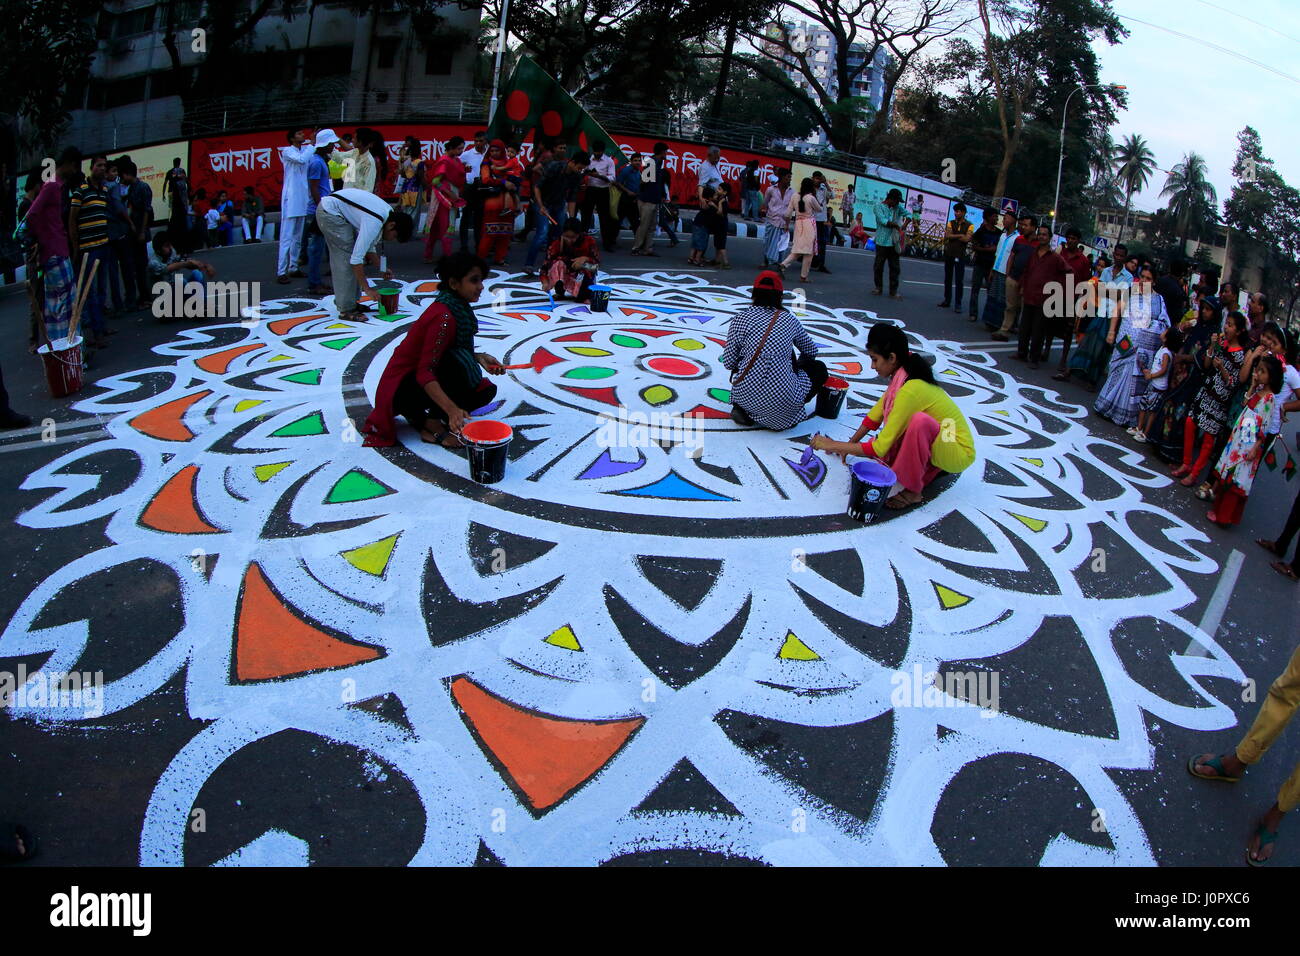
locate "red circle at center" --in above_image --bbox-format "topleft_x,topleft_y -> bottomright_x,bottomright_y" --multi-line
647,356 -> 700,376
505,90 -> 532,121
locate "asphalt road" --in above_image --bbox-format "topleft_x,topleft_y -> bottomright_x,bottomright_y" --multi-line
0,228 -> 1296,867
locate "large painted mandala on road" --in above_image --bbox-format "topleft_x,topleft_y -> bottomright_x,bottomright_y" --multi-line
2,271 -> 1248,866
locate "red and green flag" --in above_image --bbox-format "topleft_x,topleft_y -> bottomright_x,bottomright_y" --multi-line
1285,452 -> 1297,481
1264,447 -> 1279,470
487,56 -> 627,164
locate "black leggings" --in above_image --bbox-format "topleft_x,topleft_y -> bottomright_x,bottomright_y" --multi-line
392,362 -> 498,432
796,353 -> 830,402
1274,467 -> 1300,573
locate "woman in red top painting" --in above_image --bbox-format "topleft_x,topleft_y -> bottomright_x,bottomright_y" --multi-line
542,218 -> 600,302
476,139 -> 516,267
362,253 -> 502,449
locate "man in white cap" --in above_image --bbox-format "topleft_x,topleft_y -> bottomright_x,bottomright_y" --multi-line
277,129 -> 315,284
305,128 -> 338,295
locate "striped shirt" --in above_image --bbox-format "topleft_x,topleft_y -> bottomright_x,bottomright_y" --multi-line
70,181 -> 110,250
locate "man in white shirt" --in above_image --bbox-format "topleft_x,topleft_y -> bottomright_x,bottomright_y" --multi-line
315,188 -> 414,319
581,139 -> 619,250
277,129 -> 315,284
696,145 -> 724,200
458,130 -> 488,253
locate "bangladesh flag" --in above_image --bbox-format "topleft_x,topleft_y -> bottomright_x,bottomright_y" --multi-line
1285,453 -> 1297,481
487,57 -> 627,165
1265,448 -> 1279,470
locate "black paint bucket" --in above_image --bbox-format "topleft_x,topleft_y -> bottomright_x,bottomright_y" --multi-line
462,419 -> 513,484
588,284 -> 612,313
847,460 -> 896,524
815,375 -> 848,419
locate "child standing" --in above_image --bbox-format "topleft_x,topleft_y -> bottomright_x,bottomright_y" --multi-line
688,185 -> 718,266
1132,326 -> 1182,442
1207,354 -> 1282,526
494,145 -> 525,215
709,181 -> 732,269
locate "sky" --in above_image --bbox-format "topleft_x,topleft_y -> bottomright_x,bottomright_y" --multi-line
1092,0 -> 1300,214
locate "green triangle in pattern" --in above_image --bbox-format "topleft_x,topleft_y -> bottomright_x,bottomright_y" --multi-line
270,411 -> 327,437
321,336 -> 360,350
280,368 -> 323,385
325,469 -> 395,504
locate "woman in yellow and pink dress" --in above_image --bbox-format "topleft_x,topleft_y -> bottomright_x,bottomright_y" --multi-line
812,324 -> 976,510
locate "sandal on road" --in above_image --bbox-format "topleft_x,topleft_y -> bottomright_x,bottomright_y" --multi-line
1270,560 -> 1299,583
1246,820 -> 1279,866
420,428 -> 464,449
1187,753 -> 1241,783
1256,538 -> 1281,556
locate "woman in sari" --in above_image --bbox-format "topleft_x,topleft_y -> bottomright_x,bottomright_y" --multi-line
1095,263 -> 1170,428
541,218 -> 599,301
1207,355 -> 1282,526
476,139 -> 515,267
1173,311 -> 1248,489
812,324 -> 976,510
361,252 -> 501,449
397,137 -> 424,213
1150,298 -> 1221,462
422,136 -> 466,263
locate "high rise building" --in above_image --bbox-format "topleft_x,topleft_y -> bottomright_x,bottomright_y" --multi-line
759,20 -> 890,149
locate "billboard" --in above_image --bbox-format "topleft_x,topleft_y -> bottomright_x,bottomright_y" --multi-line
84,141 -> 186,224
790,162 -> 856,224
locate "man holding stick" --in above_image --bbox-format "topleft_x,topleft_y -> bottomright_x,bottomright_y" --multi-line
68,155 -> 113,349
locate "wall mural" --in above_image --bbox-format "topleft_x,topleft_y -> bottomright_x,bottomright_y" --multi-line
1,272 -> 1247,866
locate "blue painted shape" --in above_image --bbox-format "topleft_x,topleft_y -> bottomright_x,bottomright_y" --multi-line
578,449 -> 646,480
615,470 -> 734,502
471,400 -> 505,417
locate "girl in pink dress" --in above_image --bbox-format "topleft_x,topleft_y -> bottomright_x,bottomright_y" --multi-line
779,178 -> 820,283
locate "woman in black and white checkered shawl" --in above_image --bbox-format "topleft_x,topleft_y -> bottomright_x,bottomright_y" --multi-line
721,271 -> 829,430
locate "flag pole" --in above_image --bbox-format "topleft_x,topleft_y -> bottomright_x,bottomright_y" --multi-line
487,0 -> 511,123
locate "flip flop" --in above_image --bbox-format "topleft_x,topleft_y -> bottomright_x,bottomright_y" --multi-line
1187,753 -> 1240,783
1270,560 -> 1299,582
1246,821 -> 1279,866
1051,372 -> 1069,381
420,429 -> 464,449
1256,539 -> 1281,556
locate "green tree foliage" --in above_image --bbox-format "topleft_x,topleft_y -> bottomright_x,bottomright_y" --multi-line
0,0 -> 101,152
1223,126 -> 1300,320
1114,133 -> 1156,243
904,0 -> 1124,224
717,65 -> 820,142
1160,151 -> 1217,251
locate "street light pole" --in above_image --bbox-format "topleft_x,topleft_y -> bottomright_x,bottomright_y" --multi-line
487,0 -> 512,124
1052,83 -> 1125,234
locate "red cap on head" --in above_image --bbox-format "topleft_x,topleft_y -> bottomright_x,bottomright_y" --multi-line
754,270 -> 784,293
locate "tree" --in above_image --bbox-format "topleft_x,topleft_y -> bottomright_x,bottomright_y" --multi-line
1160,151 -> 1217,254
1223,127 -> 1300,325
712,65 -> 820,143
739,0 -> 971,154
0,0 -> 100,153
972,0 -> 1126,200
1114,133 -> 1156,242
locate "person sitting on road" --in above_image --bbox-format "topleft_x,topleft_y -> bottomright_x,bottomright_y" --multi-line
812,324 -> 976,510
361,252 -> 502,450
541,217 -> 600,302
721,270 -> 827,430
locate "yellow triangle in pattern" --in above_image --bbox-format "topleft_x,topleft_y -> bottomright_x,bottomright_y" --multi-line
254,461 -> 292,482
234,399 -> 265,412
993,409 -> 1010,416
933,582 -> 972,610
326,323 -> 353,329
1010,513 -> 1048,532
1020,457 -> 1043,467
269,354 -> 292,362
941,369 -> 959,376
340,533 -> 399,577
778,631 -> 820,661
544,625 -> 582,651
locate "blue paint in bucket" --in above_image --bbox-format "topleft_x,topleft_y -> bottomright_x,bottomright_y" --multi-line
588,284 -> 612,313
847,460 -> 896,523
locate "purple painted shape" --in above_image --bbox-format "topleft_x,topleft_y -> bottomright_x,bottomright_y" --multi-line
677,313 -> 714,324
471,400 -> 505,417
783,448 -> 827,490
578,449 -> 646,480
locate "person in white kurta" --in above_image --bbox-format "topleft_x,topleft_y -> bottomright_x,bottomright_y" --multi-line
277,131 -> 315,281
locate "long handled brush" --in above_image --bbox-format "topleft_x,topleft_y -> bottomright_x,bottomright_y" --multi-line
67,255 -> 100,345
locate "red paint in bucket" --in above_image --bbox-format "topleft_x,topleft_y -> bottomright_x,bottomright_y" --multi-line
815,376 -> 848,419
36,336 -> 85,398
461,419 -> 513,483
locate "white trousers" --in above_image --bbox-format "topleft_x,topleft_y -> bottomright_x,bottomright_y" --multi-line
277,216 -> 306,275
242,215 -> 264,240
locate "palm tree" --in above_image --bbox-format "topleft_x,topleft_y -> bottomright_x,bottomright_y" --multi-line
1161,152 -> 1218,255
1114,133 -> 1156,243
